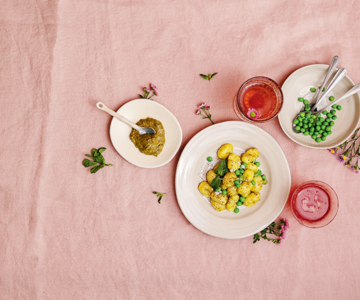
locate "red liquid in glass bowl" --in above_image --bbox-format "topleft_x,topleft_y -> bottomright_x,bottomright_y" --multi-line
291,181 -> 339,228
236,77 -> 283,123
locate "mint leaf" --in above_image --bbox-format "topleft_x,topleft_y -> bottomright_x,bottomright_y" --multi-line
94,153 -> 105,164
90,164 -> 105,174
92,148 -> 99,157
200,74 -> 209,80
139,94 -> 144,98
210,175 -> 221,190
214,160 -> 229,177
85,154 -> 94,159
211,72 -> 218,78
83,159 -> 98,167
98,147 -> 106,154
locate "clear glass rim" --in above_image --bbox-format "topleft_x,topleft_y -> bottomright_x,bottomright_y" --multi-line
236,76 -> 284,123
290,180 -> 339,229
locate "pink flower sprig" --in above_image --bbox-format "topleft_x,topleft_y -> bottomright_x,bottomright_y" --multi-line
328,127 -> 360,174
253,218 -> 289,244
139,83 -> 158,99
196,103 -> 214,124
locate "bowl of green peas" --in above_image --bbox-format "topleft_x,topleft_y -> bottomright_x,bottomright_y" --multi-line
279,64 -> 360,149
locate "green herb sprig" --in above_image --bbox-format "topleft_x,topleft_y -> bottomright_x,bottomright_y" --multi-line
83,148 -> 113,174
253,219 -> 289,244
153,191 -> 166,204
200,73 -> 218,81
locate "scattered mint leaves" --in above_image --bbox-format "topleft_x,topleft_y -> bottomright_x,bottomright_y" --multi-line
153,191 -> 166,204
210,175 -> 221,190
214,160 -> 229,177
200,72 -> 218,81
83,148 -> 113,174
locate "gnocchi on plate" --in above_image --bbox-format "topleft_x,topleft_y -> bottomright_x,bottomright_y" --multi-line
198,144 -> 268,213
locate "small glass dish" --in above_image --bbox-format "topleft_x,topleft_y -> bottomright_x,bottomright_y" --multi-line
290,180 -> 339,228
234,76 -> 283,123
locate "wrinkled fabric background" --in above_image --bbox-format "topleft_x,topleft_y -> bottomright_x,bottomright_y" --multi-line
1,0 -> 360,299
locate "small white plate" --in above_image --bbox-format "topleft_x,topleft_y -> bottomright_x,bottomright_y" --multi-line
175,121 -> 291,239
279,64 -> 360,149
110,99 -> 182,168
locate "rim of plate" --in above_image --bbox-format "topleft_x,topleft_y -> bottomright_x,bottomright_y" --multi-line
175,121 -> 291,239
279,64 -> 360,149
109,99 -> 182,168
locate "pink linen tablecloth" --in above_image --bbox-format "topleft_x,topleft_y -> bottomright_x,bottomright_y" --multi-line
1,0 -> 360,299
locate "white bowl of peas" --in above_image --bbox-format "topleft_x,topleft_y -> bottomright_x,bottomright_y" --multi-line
279,64 -> 360,149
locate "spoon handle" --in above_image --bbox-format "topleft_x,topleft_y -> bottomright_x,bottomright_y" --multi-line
311,56 -> 340,108
312,68 -> 347,111
317,84 -> 360,115
96,102 -> 142,131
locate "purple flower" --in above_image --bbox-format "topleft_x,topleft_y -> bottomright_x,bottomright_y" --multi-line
205,105 -> 210,109
338,155 -> 348,162
150,83 -> 157,90
328,148 -> 338,155
281,230 -> 287,240
146,88 -> 151,92
142,87 -> 147,91
198,103 -> 207,109
195,109 -> 201,115
247,109 -> 259,119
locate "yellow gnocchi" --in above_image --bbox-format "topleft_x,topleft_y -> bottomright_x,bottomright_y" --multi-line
206,170 -> 217,184
198,144 -> 267,212
217,144 -> 233,160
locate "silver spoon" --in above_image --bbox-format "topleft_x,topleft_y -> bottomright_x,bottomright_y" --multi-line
292,68 -> 347,133
310,56 -> 340,109
96,102 -> 156,135
292,83 -> 360,133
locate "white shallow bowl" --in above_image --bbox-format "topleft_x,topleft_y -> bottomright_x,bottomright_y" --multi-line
175,121 -> 291,239
110,99 -> 182,168
279,64 -> 360,149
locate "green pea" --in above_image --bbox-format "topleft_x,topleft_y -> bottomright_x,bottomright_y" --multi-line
332,115 -> 337,120
236,201 -> 242,206
324,122 -> 329,126
298,122 -> 303,127
222,190 -> 227,195
251,181 -> 256,186
305,113 -> 311,119
240,196 -> 245,202
319,130 -> 323,134
316,122 -> 321,126
337,105 -> 342,111
322,132 -> 328,137
235,170 -> 241,176
207,156 -> 213,162
312,135 -> 317,140
330,109 -> 336,115
303,119 -> 309,124
234,180 -> 240,185
328,131 -> 332,135
314,132 -> 319,136
309,127 -> 314,132
326,114 -> 332,119
321,125 -> 325,130
303,124 -> 308,129
319,117 -> 324,122
255,162 -> 260,167
300,112 -> 305,117
316,137 -> 321,143
311,114 -> 316,119
315,126 -> 320,131
261,175 -> 266,180
300,128 -> 305,132
321,136 -> 326,141
235,183 -> 240,188
310,88 -> 316,92
295,126 -> 300,131
331,104 -> 337,108
298,97 -> 304,102
305,106 -> 311,111
330,121 -> 334,126
242,162 -> 247,167
322,111 -> 328,115
329,96 -> 335,101
326,126 -> 331,132
303,100 -> 309,105
234,208 -> 239,213
215,187 -> 221,192
304,131 -> 309,136
240,168 -> 245,174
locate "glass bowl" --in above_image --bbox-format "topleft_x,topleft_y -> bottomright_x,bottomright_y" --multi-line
290,180 -> 339,228
234,76 -> 283,123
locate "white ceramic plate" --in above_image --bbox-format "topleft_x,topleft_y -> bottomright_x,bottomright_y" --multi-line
175,121 -> 291,239
279,64 -> 360,149
110,99 -> 182,168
